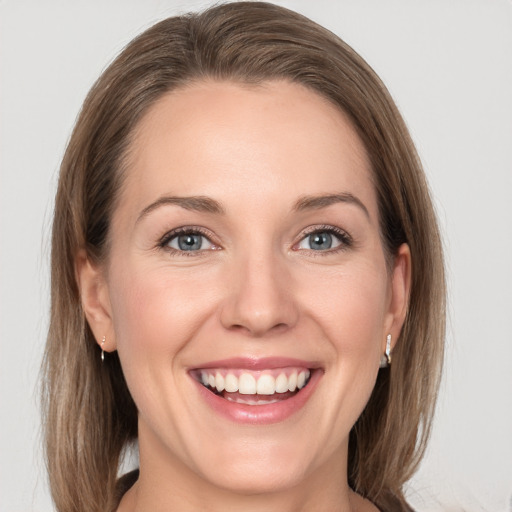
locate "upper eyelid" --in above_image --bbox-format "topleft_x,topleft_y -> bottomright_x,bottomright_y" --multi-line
159,226 -> 216,244
297,224 -> 351,239
158,227 -> 220,257
293,224 -> 353,250
157,224 -> 352,250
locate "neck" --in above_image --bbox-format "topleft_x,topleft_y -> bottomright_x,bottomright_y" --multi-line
120,473 -> 363,512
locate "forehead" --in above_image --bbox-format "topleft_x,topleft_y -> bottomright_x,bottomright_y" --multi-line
120,80 -> 376,221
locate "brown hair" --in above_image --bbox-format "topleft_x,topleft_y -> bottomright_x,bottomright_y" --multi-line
42,3 -> 445,511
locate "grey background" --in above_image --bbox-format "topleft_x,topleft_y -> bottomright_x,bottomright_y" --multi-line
1,1 -> 511,510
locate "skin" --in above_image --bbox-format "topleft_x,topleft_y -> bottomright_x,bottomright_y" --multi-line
78,80 -> 410,512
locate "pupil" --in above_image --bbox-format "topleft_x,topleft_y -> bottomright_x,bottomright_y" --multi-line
178,234 -> 202,251
310,232 -> 332,250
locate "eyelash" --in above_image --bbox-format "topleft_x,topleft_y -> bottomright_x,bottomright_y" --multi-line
295,225 -> 353,253
158,224 -> 353,256
158,226 -> 217,257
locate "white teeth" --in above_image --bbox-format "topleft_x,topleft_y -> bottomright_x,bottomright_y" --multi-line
239,373 -> 257,394
275,373 -> 289,393
256,374 -> 276,395
288,371 -> 297,392
199,369 -> 311,396
297,370 -> 306,389
215,372 -> 225,392
224,373 -> 238,393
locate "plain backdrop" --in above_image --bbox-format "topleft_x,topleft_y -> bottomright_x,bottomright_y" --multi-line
1,1 -> 511,511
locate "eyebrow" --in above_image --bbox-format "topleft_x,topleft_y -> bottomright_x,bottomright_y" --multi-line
137,192 -> 369,223
293,193 -> 370,218
137,195 -> 225,223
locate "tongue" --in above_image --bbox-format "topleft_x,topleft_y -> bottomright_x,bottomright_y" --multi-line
221,390 -> 296,404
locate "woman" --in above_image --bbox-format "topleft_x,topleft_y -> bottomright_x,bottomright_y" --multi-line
42,2 -> 445,511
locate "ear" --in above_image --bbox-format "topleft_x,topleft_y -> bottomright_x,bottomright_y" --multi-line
76,249 -> 116,352
384,243 -> 412,351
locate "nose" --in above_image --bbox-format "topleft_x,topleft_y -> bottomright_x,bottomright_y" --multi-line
220,251 -> 299,337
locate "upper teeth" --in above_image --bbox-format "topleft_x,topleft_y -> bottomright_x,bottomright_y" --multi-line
198,369 -> 311,395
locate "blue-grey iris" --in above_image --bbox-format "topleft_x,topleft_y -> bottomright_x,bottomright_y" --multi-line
178,234 -> 202,251
309,232 -> 332,250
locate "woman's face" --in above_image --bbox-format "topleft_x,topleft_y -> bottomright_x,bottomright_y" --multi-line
83,80 -> 409,495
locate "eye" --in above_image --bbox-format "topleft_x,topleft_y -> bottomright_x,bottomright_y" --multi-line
296,227 -> 351,252
161,228 -> 216,253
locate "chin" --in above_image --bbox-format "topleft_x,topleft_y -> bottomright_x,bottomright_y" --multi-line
201,460 -> 306,496
187,434 -> 321,496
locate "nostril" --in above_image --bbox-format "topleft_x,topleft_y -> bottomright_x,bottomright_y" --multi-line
228,324 -> 247,333
228,321 -> 290,337
270,322 -> 289,333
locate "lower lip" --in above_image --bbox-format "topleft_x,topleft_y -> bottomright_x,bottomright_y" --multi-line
193,370 -> 321,425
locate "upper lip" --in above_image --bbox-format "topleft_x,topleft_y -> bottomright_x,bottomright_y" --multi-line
190,356 -> 322,371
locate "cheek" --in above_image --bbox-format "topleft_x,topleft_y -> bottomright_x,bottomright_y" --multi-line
106,262 -> 220,388
303,261 -> 389,416
305,261 -> 389,355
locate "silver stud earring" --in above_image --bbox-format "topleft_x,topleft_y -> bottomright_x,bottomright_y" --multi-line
379,334 -> 392,368
101,335 -> 106,363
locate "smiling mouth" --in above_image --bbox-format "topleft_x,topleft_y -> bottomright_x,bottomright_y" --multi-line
191,367 -> 312,405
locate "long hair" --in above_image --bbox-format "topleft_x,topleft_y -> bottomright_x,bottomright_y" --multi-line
42,3 -> 445,511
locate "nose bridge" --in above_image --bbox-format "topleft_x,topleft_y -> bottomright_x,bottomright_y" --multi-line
220,244 -> 298,336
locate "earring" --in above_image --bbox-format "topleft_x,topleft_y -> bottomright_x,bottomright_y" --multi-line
379,334 -> 392,368
101,335 -> 106,363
